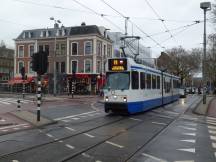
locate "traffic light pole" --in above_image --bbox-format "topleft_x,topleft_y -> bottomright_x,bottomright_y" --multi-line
22,80 -> 25,98
37,74 -> 41,121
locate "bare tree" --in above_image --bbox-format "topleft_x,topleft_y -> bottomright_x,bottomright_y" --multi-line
157,46 -> 201,85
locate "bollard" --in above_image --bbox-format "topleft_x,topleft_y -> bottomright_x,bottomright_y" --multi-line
71,82 -> 74,98
22,82 -> 25,99
37,77 -> 41,122
17,99 -> 21,111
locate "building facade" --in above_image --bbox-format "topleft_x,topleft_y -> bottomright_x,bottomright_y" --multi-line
13,24 -> 113,94
0,46 -> 14,83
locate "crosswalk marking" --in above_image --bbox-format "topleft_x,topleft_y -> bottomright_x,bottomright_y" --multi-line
0,98 -> 32,105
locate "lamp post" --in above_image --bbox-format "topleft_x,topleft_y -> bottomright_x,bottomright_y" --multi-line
200,2 -> 211,104
50,17 -> 61,96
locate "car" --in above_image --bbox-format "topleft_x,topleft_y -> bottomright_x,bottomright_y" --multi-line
179,88 -> 186,98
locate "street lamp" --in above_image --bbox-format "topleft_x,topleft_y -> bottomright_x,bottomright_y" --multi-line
50,17 -> 61,96
200,2 -> 211,104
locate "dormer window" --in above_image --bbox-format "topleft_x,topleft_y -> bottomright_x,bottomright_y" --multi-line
56,30 -> 59,36
29,32 -> 33,38
40,31 -> 46,37
46,30 -> 49,37
62,29 -> 66,36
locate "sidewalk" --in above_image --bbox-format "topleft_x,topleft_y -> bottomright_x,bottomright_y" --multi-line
194,96 -> 216,117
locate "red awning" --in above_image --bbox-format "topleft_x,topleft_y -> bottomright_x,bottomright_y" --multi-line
8,76 -> 35,85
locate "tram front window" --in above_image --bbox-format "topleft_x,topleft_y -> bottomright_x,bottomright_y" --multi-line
106,72 -> 130,90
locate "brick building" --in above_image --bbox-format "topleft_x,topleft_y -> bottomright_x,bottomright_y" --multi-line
13,23 -> 113,94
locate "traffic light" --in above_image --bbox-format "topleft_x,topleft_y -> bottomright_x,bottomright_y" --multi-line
31,51 -> 48,75
20,67 -> 25,80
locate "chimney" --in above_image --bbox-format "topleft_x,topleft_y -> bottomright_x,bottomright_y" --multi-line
54,23 -> 59,29
81,22 -> 86,26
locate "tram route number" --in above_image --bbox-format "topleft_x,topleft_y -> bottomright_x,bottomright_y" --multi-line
108,59 -> 127,71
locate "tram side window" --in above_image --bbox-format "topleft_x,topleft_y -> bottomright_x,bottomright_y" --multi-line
157,76 -> 160,89
140,72 -> 145,89
152,75 -> 156,89
146,73 -> 151,89
132,71 -> 139,89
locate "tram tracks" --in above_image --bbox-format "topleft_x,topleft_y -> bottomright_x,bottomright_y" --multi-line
0,96 -> 200,162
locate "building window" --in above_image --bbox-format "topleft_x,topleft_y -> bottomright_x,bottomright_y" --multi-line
56,62 -> 59,73
61,44 -> 66,55
39,45 -> 43,52
71,60 -> 78,73
29,62 -> 34,73
157,76 -> 160,89
103,45 -> 106,56
107,46 -> 111,58
71,42 -> 78,55
84,41 -> 92,55
84,59 -> 92,73
29,45 -> 34,57
97,41 -> 102,56
18,45 -> 24,57
45,45 -> 49,56
96,61 -> 101,73
61,62 -> 65,73
18,61 -> 24,73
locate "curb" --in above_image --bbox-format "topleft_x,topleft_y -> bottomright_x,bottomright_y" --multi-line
192,97 -> 211,115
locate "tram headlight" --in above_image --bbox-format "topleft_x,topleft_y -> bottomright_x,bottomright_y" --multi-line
105,96 -> 109,102
123,97 -> 127,102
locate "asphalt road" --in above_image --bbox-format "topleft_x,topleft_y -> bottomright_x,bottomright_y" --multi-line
0,95 -> 215,162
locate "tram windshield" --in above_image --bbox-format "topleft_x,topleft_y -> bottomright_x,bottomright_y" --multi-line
105,72 -> 130,90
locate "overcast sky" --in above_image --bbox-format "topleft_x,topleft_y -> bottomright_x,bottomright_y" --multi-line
0,0 -> 215,57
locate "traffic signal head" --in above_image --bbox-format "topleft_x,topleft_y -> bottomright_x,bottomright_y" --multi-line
31,51 -> 48,75
31,53 -> 39,72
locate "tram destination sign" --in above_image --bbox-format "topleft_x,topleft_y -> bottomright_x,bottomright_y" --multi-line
108,59 -> 127,71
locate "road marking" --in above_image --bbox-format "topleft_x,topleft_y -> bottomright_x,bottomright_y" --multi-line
105,141 -> 124,148
177,148 -> 195,153
82,153 -> 92,158
0,100 -> 10,105
2,130 -> 8,132
65,127 -> 75,131
80,116 -> 87,118
209,130 -> 216,134
141,153 -> 167,162
71,117 -> 80,120
210,136 -> 216,141
178,126 -> 196,131
46,134 -> 54,138
208,126 -> 216,130
207,121 -> 216,125
129,118 -> 142,121
12,160 -> 19,162
180,139 -> 196,143
152,122 -> 166,125
59,140 -> 63,143
207,116 -> 216,120
65,144 -> 75,149
23,125 -> 30,128
182,133 -> 196,136
212,143 -> 216,148
54,139 -> 59,141
207,119 -> 216,123
84,133 -> 95,138
174,160 -> 195,162
184,123 -> 197,127
62,120 -> 70,123
0,123 -> 28,130
0,119 -> 6,122
13,128 -> 20,130
54,111 -> 97,121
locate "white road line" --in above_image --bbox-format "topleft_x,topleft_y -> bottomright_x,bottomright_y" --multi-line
59,140 -> 63,143
174,160 -> 194,162
178,126 -> 197,131
2,130 -> 8,132
210,136 -> 216,141
177,148 -> 195,153
180,139 -> 196,143
207,116 -> 216,120
130,118 -> 142,121
13,128 -> 20,130
0,119 -> 6,122
152,122 -> 166,125
208,126 -> 216,130
184,123 -> 197,127
82,153 -> 92,158
54,111 -> 97,121
207,121 -> 216,125
182,133 -> 196,136
65,127 -> 75,131
54,139 -> 59,141
0,123 -> 28,130
141,153 -> 167,162
71,117 -> 80,120
212,143 -> 216,148
12,160 -> 19,162
105,141 -> 124,148
0,100 -> 10,105
23,125 -> 30,128
209,130 -> 216,134
65,144 -> 75,149
62,120 -> 70,123
207,119 -> 216,123
46,134 -> 54,138
84,133 -> 95,138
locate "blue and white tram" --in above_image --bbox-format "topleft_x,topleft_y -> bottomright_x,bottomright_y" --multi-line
104,58 -> 180,114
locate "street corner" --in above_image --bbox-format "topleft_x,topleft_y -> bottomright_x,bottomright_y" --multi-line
10,110 -> 57,128
0,112 -> 32,135
206,97 -> 216,118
